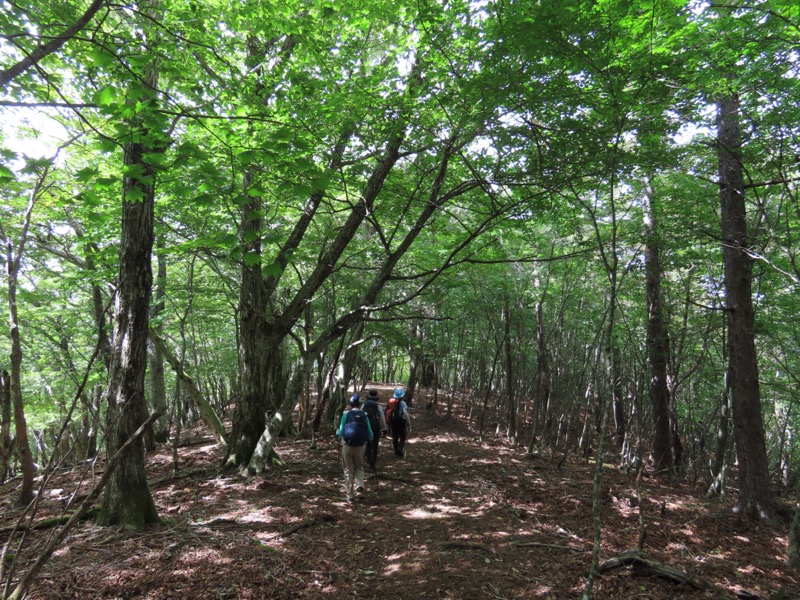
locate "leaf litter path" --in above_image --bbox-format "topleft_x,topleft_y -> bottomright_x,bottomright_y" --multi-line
3,399 -> 799,599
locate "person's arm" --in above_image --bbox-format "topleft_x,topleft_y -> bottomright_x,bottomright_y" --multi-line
367,416 -> 374,441
336,411 -> 348,437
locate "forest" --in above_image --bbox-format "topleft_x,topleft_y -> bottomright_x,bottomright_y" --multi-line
1,0 -> 799,598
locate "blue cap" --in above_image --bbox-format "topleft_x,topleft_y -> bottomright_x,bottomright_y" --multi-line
392,388 -> 405,399
349,394 -> 361,406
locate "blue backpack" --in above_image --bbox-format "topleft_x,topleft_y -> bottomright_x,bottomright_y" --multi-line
342,409 -> 369,446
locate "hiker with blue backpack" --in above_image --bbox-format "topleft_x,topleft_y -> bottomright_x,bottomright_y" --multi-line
336,394 -> 374,502
386,387 -> 411,458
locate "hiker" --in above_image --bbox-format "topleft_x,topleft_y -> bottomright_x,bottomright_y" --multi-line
336,394 -> 373,502
386,387 -> 411,458
362,389 -> 388,471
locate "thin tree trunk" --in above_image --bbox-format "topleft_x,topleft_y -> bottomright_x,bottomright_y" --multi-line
148,237 -> 169,444
1,173 -> 42,507
1,371 -> 11,483
148,331 -> 228,446
504,294 -> 517,441
611,345 -> 625,451
530,301 -> 551,452
708,362 -> 731,498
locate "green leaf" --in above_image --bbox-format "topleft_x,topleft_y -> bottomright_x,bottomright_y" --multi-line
244,252 -> 261,266
75,167 -> 99,183
95,137 -> 119,153
122,163 -> 146,179
91,50 -> 116,67
0,164 -> 16,182
246,185 -> 268,197
263,262 -> 282,277
193,193 -> 215,206
125,187 -> 146,202
236,150 -> 258,165
93,86 -> 117,107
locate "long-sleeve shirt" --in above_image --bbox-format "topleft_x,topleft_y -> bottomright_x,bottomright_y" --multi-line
337,409 -> 374,441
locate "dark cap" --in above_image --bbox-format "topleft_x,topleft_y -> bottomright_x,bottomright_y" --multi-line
368,389 -> 379,398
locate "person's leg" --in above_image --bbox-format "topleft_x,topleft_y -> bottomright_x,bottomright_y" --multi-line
353,444 -> 366,496
365,440 -> 375,469
342,444 -> 357,500
392,427 -> 400,455
397,422 -> 407,457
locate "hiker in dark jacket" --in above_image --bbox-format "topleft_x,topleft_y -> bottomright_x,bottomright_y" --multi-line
336,395 -> 373,502
387,387 -> 411,458
362,389 -> 388,471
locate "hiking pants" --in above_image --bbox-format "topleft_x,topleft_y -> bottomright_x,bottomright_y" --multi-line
365,437 -> 380,470
341,442 -> 366,499
392,421 -> 407,457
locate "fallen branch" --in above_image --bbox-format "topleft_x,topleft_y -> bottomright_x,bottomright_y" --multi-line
0,510 -> 97,534
5,410 -> 162,600
442,541 -> 496,554
512,541 -> 587,553
264,513 -> 336,542
598,549 -> 706,589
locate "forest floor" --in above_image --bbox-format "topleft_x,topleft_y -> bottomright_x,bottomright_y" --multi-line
2,386 -> 799,599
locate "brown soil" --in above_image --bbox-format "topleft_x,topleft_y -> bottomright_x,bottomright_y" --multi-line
2,390 -> 798,600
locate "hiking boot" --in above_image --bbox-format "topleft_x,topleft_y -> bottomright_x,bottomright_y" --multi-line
355,486 -> 365,498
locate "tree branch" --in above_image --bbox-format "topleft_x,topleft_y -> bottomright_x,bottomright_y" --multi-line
0,0 -> 108,89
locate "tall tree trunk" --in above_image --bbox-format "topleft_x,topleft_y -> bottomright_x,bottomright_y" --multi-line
98,53 -> 160,530
708,359 -> 731,498
148,236 -> 168,444
503,294 -> 517,441
643,177 -> 674,475
530,300 -> 551,451
1,175 -> 41,506
224,29 -> 270,464
1,370 -> 12,483
717,91 -> 774,520
611,345 -> 625,451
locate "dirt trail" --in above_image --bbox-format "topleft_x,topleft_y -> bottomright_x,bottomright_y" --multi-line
2,395 -> 797,599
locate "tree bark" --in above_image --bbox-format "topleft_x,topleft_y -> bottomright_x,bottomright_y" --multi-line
716,91 -> 774,520
529,300 -> 551,452
504,294 -> 517,441
1,177 -> 41,506
0,0 -> 108,88
148,237 -> 169,444
98,52 -> 160,530
611,345 -> 625,451
148,331 -> 228,446
1,370 -> 11,483
643,176 -> 674,476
